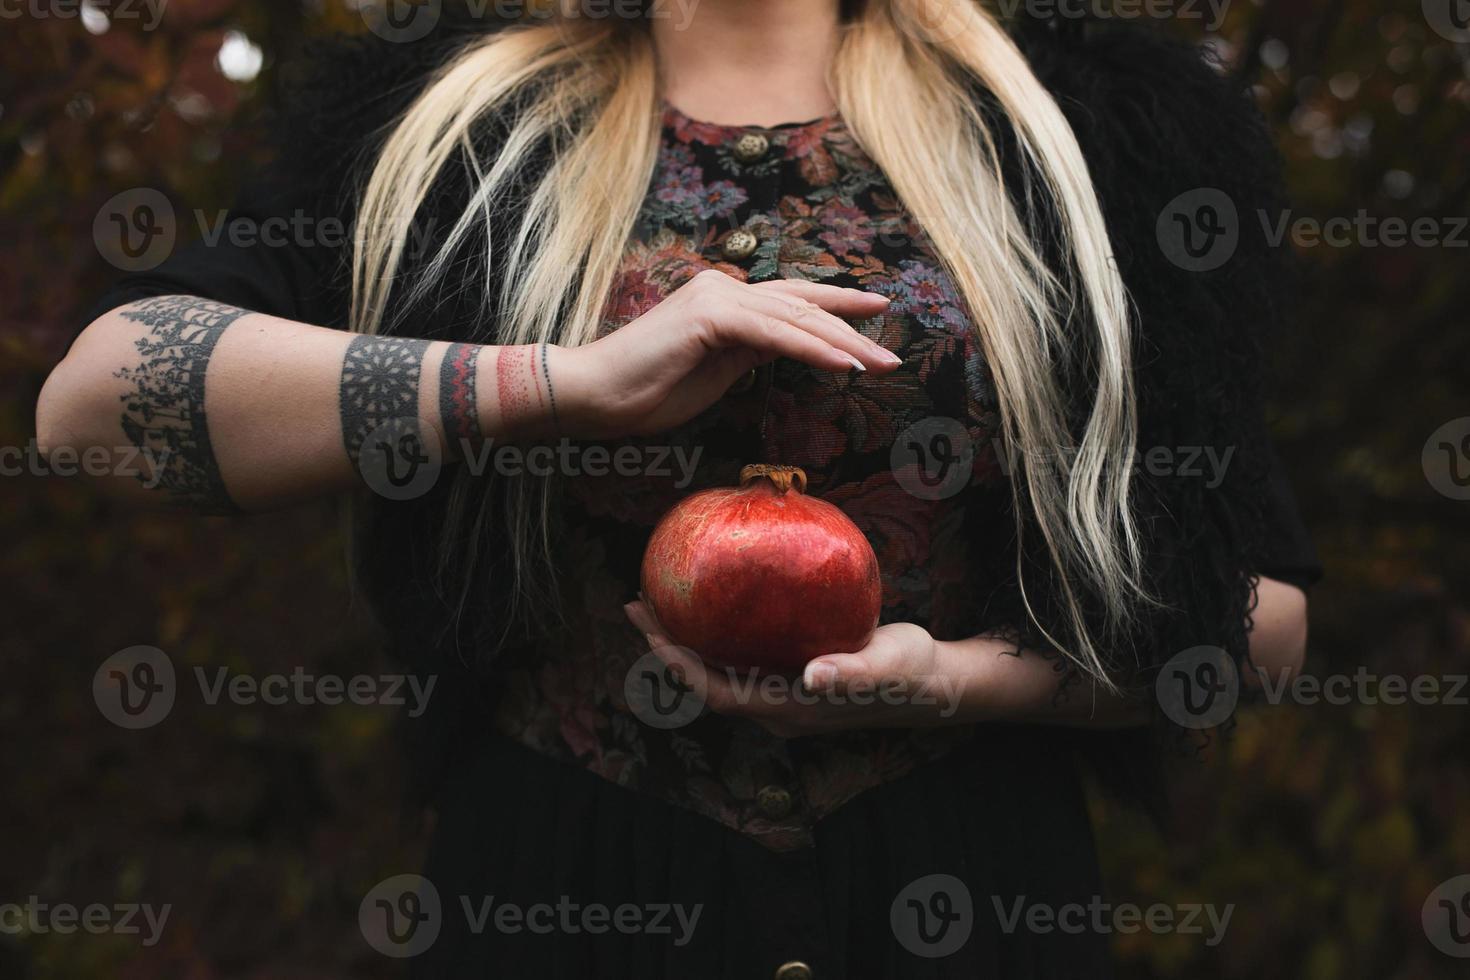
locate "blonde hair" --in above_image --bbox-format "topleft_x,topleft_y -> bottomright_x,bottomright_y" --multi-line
351,0 -> 1147,690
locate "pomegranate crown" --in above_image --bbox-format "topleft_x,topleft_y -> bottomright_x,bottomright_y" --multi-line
739,464 -> 807,494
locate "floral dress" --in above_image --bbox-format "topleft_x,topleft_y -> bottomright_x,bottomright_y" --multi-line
490,103 -> 1012,852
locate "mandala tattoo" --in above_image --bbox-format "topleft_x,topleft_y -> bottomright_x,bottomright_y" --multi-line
115,295 -> 246,512
339,336 -> 431,466
438,343 -> 482,448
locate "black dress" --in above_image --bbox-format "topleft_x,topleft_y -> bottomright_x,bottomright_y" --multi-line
85,16 -> 1321,979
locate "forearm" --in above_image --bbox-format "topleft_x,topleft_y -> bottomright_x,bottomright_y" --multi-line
947,574 -> 1309,728
35,295 -> 564,512
938,636 -> 1149,730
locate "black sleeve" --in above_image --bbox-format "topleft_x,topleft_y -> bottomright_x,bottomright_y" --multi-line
1257,440 -> 1322,589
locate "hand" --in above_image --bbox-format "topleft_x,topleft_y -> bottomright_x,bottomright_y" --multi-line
556,270 -> 898,438
624,600 -> 974,738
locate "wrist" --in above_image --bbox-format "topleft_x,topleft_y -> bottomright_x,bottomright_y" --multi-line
477,343 -> 579,440
936,635 -> 1017,724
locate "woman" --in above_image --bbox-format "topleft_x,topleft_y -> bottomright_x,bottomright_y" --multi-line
39,0 -> 1317,975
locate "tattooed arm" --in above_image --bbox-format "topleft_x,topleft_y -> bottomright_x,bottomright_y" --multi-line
36,274 -> 897,511
35,296 -> 563,511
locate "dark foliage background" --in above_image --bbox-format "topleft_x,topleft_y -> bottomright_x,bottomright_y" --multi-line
1,1 -> 1466,977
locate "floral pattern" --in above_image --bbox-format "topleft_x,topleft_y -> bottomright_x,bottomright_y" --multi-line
492,103 -> 1009,851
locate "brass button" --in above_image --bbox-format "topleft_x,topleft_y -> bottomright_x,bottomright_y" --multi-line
756,785 -> 793,819
732,132 -> 770,163
775,962 -> 813,980
722,229 -> 758,260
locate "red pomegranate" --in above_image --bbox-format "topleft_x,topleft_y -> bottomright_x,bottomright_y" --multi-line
640,464 -> 881,671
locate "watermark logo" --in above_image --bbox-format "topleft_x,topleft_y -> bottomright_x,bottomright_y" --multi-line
1156,645 -> 1238,729
1157,188 -> 1239,272
361,874 -> 442,958
359,875 -> 703,956
361,0 -> 442,43
891,417 -> 974,501
1423,875 -> 1470,958
995,0 -> 1232,29
1423,417 -> 1470,500
624,650 -> 707,729
95,648 -> 436,728
992,895 -> 1232,946
0,898 -> 171,947
94,188 -> 176,272
1254,667 -> 1468,708
93,646 -> 176,729
0,0 -> 167,30
357,418 -> 442,501
1423,0 -> 1470,42
891,874 -> 973,958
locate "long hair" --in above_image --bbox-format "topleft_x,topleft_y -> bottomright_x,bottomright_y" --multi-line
349,0 -> 1148,691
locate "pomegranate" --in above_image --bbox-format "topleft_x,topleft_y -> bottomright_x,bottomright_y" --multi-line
640,464 -> 881,671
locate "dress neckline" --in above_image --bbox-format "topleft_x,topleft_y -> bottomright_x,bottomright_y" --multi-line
659,99 -> 843,135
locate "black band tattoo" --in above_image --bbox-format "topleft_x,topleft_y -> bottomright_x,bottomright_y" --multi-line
339,335 -> 431,465
115,295 -> 246,512
541,342 -> 559,430
438,343 -> 482,449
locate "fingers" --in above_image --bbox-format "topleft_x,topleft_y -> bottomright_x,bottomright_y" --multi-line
752,279 -> 892,318
677,270 -> 901,377
736,291 -> 901,373
802,652 -> 875,694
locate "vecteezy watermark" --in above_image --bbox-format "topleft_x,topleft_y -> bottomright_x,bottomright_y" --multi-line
94,193 -> 442,273
1423,417 -> 1470,500
93,646 -> 177,729
995,0 -> 1232,31
356,0 -> 700,43
4,440 -> 172,487
991,895 -> 1234,947
621,651 -> 967,731
992,440 -> 1237,488
1423,0 -> 1470,43
1158,187 -> 1470,272
94,188 -> 177,273
1157,644 -> 1470,725
0,897 -> 171,947
892,874 -> 974,958
889,417 -> 1238,503
1156,645 -> 1239,729
624,650 -> 708,729
0,0 -> 167,30
93,647 -> 436,729
1423,875 -> 1470,958
356,420 -> 705,501
891,417 -> 975,501
359,875 -> 703,958
1254,667 -> 1469,708
1157,188 -> 1239,272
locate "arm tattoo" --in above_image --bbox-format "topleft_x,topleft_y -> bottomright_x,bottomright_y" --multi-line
339,335 -> 431,463
540,342 -> 559,430
438,343 -> 482,448
114,295 -> 246,512
494,345 -> 544,429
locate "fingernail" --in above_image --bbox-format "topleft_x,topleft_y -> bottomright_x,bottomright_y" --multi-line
876,347 -> 901,366
845,354 -> 867,372
804,661 -> 837,692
